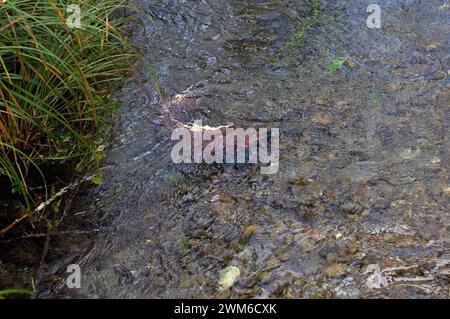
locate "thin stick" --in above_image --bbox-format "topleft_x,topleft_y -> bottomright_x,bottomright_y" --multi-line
0,175 -> 94,237
0,229 -> 101,244
0,214 -> 29,237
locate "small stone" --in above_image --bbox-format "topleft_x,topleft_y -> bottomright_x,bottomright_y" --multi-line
218,195 -> 232,203
289,178 -> 312,186
345,59 -> 358,69
426,43 -> 440,50
215,288 -> 231,299
312,113 -> 333,125
179,277 -> 196,289
363,55 -> 375,61
188,239 -> 201,247
336,100 -> 349,108
326,252 -> 339,263
256,271 -> 271,282
314,98 -> 328,105
355,252 -> 366,260
210,194 -> 221,203
387,83 -> 400,91
334,277 -> 360,298
345,241 -> 360,254
325,264 -> 346,278
244,225 -> 258,236
265,256 -> 281,269
444,187 -> 450,196
218,266 -> 241,290
210,194 -> 232,203
431,157 -> 441,165
283,286 -> 294,299
390,199 -> 411,208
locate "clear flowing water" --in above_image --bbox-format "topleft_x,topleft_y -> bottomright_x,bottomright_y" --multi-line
15,0 -> 450,298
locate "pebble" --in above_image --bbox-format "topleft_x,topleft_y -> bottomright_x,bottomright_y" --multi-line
312,113 -> 334,125
325,264 -> 346,278
218,266 -> 241,290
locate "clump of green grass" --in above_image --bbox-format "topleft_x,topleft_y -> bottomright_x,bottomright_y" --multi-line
0,288 -> 33,299
327,57 -> 347,74
90,170 -> 104,186
285,0 -> 320,49
164,173 -> 179,186
0,0 -> 135,233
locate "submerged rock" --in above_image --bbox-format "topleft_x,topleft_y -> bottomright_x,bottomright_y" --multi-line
218,266 -> 241,290
325,264 -> 347,278
365,264 -> 388,289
